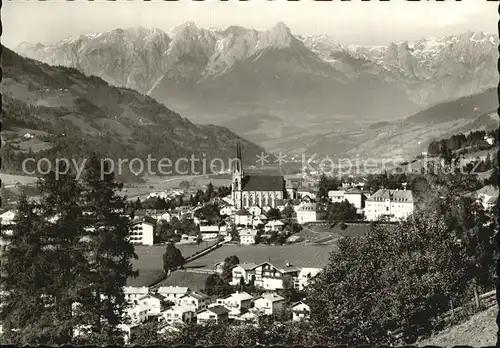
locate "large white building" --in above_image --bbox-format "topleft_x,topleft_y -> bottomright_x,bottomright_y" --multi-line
364,189 -> 414,222
295,202 -> 326,224
231,262 -> 301,290
328,189 -> 366,210
129,220 -> 155,245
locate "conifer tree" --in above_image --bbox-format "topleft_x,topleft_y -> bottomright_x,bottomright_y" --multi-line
75,153 -> 138,342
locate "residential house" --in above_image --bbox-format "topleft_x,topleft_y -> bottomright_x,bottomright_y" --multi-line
123,286 -> 149,304
125,303 -> 149,325
292,301 -> 311,321
253,262 -> 301,290
129,220 -> 155,245
254,293 -> 285,315
231,263 -> 258,285
364,189 -> 414,222
177,291 -> 210,310
199,225 -> 220,240
248,205 -> 262,216
160,305 -> 195,325
220,205 -> 236,216
264,220 -> 284,232
196,305 -> 230,324
297,189 -> 316,200
157,286 -> 190,302
216,291 -> 254,318
137,293 -> 168,315
295,267 -> 322,291
239,228 -> 258,245
234,209 -> 252,226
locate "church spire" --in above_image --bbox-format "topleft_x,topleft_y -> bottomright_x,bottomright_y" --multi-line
236,140 -> 243,174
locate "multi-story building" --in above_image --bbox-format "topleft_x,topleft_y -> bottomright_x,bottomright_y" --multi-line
239,228 -> 258,245
216,291 -> 254,318
295,267 -> 322,291
157,286 -> 190,302
196,305 -> 230,324
253,262 -> 301,290
295,202 -> 326,224
123,286 -> 149,304
160,305 -> 195,325
231,263 -> 259,285
328,189 -> 366,210
291,301 -> 310,321
129,220 -> 155,245
177,291 -> 210,310
253,293 -> 285,315
364,189 -> 414,222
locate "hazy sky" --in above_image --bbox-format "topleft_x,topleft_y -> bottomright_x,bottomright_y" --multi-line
3,0 -> 498,48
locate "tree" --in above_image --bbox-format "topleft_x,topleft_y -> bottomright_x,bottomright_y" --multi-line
204,274 -> 232,297
196,233 -> 203,245
134,198 -> 142,210
317,174 -> 338,202
265,208 -> 281,221
221,255 -> 240,282
282,205 -> 296,226
327,200 -> 357,226
76,153 -> 138,340
162,242 -> 185,275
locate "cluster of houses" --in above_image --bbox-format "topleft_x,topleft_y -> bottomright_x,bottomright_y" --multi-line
118,261 -> 320,342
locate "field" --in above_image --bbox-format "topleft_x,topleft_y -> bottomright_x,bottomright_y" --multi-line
0,173 -> 38,187
153,270 -> 212,291
127,241 -> 217,286
297,223 -> 371,244
185,243 -> 337,270
417,306 -> 496,347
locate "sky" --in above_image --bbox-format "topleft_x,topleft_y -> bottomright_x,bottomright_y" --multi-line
2,0 -> 498,49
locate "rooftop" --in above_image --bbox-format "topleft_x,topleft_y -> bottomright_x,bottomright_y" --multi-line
241,174 -> 285,192
200,305 -> 231,316
366,189 -> 413,203
157,286 -> 190,295
257,293 -> 285,302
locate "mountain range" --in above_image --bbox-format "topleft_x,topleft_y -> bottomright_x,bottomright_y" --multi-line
14,22 -> 499,157
1,46 -> 264,178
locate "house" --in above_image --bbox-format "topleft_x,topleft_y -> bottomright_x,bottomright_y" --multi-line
0,210 -> 16,224
248,205 -> 262,216
297,189 -> 316,200
239,228 -> 258,245
180,234 -> 197,243
328,190 -> 345,204
264,220 -> 284,232
296,202 -> 326,224
125,303 -> 149,324
220,205 -> 236,216
129,220 -> 155,245
216,291 -> 254,318
137,293 -> 168,315
199,225 -> 220,240
253,262 -> 301,290
484,135 -> 495,145
234,209 -> 252,226
197,305 -> 230,324
157,286 -> 190,302
295,267 -> 322,291
160,305 -> 195,325
123,286 -> 149,303
177,291 -> 210,310
231,263 -> 258,285
364,189 -> 414,222
292,301 -> 311,321
254,293 -> 285,315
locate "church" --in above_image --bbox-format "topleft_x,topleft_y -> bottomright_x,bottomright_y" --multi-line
231,142 -> 293,209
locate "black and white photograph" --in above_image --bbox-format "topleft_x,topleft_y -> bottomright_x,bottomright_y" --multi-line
0,0 -> 499,346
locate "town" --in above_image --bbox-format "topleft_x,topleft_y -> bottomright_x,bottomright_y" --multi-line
1,141 -> 497,344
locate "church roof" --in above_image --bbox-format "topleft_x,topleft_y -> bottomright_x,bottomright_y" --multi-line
241,175 -> 285,192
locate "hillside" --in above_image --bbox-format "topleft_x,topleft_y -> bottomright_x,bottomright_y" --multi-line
297,87 -> 498,160
1,46 -> 264,178
417,306 -> 497,347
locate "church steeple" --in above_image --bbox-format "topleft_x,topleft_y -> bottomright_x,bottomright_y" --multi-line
236,140 -> 243,174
